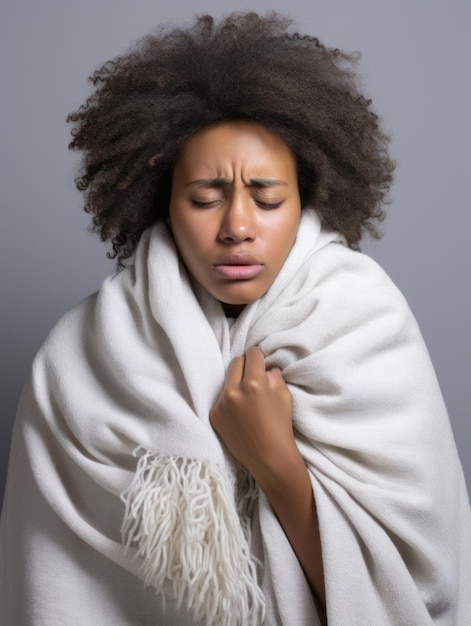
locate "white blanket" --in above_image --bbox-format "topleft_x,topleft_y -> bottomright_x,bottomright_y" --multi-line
1,209 -> 470,625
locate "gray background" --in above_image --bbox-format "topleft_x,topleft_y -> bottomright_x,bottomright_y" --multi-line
1,0 -> 470,506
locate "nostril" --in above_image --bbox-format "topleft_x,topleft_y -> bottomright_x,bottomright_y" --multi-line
219,220 -> 255,243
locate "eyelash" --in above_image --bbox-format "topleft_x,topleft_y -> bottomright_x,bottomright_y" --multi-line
191,200 -> 219,208
191,200 -> 283,210
257,201 -> 282,210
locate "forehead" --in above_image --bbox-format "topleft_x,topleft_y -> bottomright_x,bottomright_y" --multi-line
175,121 -> 297,178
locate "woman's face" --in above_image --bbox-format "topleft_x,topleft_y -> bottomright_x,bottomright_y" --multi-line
168,121 -> 301,313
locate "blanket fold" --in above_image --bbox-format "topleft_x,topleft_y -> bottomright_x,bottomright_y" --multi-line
1,209 -> 470,625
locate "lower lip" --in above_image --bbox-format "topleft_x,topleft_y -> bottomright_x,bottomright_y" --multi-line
214,264 -> 263,279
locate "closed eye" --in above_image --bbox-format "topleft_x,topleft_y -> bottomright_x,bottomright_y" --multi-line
190,198 -> 283,209
256,201 -> 283,209
191,199 -> 221,208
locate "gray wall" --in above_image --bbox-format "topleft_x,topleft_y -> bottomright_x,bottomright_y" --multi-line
1,0 -> 470,505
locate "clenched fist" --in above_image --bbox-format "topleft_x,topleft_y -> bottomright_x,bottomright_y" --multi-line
209,346 -> 297,483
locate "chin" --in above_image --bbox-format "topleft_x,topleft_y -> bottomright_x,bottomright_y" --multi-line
213,284 -> 268,307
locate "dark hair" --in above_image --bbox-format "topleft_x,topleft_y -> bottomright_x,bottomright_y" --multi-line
67,11 -> 394,264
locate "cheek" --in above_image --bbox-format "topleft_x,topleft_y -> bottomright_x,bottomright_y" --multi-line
180,221 -> 210,258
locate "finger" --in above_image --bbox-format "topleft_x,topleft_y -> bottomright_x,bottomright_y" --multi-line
266,367 -> 287,391
224,354 -> 246,388
242,346 -> 266,383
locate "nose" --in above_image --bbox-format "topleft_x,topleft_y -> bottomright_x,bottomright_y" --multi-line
218,196 -> 256,244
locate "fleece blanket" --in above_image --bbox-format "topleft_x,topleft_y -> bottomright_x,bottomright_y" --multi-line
1,209 -> 470,625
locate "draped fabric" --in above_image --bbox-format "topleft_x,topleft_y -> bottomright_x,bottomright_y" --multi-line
1,209 -> 470,625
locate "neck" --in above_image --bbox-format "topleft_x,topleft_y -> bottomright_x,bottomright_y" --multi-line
221,302 -> 246,318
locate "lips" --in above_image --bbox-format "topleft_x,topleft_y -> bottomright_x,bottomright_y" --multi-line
214,253 -> 263,279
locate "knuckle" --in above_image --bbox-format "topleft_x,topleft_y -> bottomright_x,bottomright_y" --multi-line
223,386 -> 241,405
243,378 -> 263,394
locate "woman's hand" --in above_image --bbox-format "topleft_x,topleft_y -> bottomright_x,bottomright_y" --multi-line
209,346 -> 297,482
210,346 -> 326,610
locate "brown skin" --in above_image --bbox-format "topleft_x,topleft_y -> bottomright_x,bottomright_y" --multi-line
169,121 -> 325,608
168,121 -> 301,312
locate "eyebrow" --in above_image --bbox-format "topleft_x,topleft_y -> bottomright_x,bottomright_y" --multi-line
185,177 -> 289,188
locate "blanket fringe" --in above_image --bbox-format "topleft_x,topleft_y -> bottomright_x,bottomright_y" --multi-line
121,451 -> 265,626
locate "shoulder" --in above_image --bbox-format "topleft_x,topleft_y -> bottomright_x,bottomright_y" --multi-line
17,294 -> 99,414
298,241 -> 416,337
29,264 -> 142,397
35,268 -> 131,367
314,242 -> 406,303
36,291 -> 99,367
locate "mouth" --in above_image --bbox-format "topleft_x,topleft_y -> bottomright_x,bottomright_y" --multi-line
213,253 -> 263,280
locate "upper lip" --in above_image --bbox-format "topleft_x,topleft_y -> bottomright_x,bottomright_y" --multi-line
214,253 -> 262,266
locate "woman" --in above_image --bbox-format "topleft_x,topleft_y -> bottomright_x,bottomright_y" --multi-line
1,12 -> 470,625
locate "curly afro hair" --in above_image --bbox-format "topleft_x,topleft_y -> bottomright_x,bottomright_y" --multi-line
67,11 -> 395,264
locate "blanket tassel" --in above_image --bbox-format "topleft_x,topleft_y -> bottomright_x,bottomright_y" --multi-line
121,452 -> 265,626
